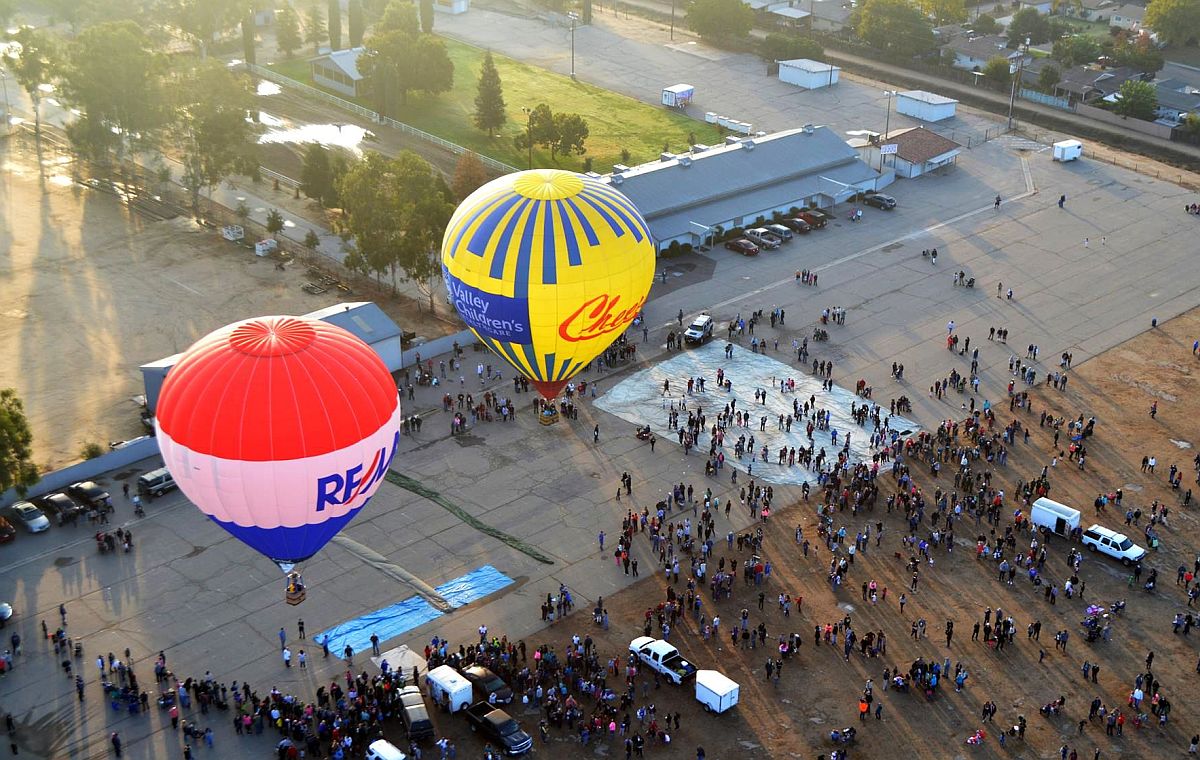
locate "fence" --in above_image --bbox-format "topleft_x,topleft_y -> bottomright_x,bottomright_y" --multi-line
1020,88 -> 1072,111
259,166 -> 300,189
246,63 -> 518,175
1074,103 -> 1176,140
0,437 -> 162,506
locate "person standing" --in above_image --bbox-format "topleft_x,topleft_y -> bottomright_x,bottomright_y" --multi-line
278,628 -> 286,651
111,732 -> 122,757
1058,194 -> 1066,208
594,425 -> 600,444
282,647 -> 291,668
297,619 -> 305,639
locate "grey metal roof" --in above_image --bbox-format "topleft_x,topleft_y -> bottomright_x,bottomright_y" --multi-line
305,301 -> 403,343
1154,86 -> 1200,111
602,127 -> 879,242
309,47 -> 366,81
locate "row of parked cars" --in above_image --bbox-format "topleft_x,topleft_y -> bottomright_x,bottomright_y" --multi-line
724,209 -> 831,256
1,467 -> 178,543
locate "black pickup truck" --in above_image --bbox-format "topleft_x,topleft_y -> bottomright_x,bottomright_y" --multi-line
463,702 -> 533,755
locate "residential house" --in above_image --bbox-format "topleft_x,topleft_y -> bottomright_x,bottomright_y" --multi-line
808,0 -> 854,31
881,128 -> 962,178
599,126 -> 883,251
1109,3 -> 1145,30
769,4 -> 812,28
309,47 -> 366,98
1153,85 -> 1200,125
941,35 -> 1027,73
1072,0 -> 1115,21
1051,65 -> 1144,103
1018,0 -> 1052,14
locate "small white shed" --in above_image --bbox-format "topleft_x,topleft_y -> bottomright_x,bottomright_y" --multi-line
896,90 -> 958,122
778,59 -> 840,90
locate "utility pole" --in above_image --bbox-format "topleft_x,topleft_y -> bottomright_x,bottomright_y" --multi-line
1007,37 -> 1030,131
880,90 -> 895,172
670,0 -> 675,40
522,106 -> 533,169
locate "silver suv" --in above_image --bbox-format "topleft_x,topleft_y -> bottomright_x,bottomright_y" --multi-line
683,315 -> 714,345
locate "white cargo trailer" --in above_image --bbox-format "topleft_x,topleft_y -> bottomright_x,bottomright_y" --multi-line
1053,140 -> 1083,162
661,84 -> 695,109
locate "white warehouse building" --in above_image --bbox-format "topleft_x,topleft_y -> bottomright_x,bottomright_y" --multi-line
600,126 -> 883,252
778,58 -> 840,89
896,90 -> 959,122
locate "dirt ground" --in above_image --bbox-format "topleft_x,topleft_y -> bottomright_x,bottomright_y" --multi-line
0,134 -> 456,471
429,309 -> 1200,759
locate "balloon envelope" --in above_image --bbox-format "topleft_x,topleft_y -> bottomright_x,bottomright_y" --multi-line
442,169 -> 656,398
155,316 -> 402,567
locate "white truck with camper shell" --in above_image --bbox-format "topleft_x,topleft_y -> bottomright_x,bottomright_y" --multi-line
629,636 -> 697,685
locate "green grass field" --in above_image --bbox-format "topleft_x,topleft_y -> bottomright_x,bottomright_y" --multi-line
269,38 -> 723,171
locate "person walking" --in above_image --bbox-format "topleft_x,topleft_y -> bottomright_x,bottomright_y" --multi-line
278,628 -> 287,651
111,732 -> 123,757
594,425 -> 600,443
995,195 -> 1002,209
1058,194 -> 1066,209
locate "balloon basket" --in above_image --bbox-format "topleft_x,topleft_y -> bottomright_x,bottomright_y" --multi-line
538,406 -> 560,426
285,572 -> 306,605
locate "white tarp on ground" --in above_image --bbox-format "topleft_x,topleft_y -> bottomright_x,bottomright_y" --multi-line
596,341 -> 920,486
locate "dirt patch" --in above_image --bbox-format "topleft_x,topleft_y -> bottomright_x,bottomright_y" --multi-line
425,308 -> 1200,759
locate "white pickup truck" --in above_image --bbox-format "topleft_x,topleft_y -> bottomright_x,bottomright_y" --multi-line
629,637 -> 698,685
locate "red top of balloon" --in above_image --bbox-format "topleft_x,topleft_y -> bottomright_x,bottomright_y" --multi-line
156,316 -> 399,462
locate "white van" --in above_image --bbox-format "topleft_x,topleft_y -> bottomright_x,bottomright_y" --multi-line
366,740 -> 407,760
425,664 -> 473,713
1030,497 -> 1080,537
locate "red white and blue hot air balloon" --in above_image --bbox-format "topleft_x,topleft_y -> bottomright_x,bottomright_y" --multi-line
154,315 -> 402,572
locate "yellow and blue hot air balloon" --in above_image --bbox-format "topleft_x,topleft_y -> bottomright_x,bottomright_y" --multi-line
442,169 -> 656,399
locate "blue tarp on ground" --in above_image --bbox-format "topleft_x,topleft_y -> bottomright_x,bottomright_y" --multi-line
315,565 -> 514,655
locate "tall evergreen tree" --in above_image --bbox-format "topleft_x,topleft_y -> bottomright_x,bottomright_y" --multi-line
276,6 -> 302,57
419,0 -> 435,32
306,4 -> 327,54
241,12 -> 256,66
473,51 -> 506,137
328,0 -> 343,49
348,0 -> 365,45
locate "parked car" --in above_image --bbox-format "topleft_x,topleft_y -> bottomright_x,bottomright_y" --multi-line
398,685 -> 435,741
40,493 -> 85,522
764,223 -> 794,241
683,315 -> 714,345
781,217 -> 812,234
12,502 -> 50,533
724,239 -> 759,256
0,517 -> 16,543
462,703 -> 532,755
68,481 -> 111,509
863,192 -> 897,210
797,210 -> 830,228
460,665 -> 514,705
0,602 -> 11,625
1081,525 -> 1146,565
137,467 -> 176,498
744,228 -> 781,249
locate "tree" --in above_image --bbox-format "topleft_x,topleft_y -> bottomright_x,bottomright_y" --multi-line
0,389 -> 39,497
242,12 -> 257,66
451,151 -> 489,201
1038,62 -> 1061,92
1110,32 -> 1165,74
1052,35 -> 1100,67
1180,113 -> 1200,138
359,14 -> 454,114
59,21 -> 168,168
165,0 -> 242,60
856,0 -> 936,57
266,208 -> 286,235
0,0 -> 16,26
3,27 -> 59,147
917,0 -> 966,24
419,0 -> 435,32
473,51 -> 506,136
305,228 -> 321,251
759,33 -> 824,62
972,13 -> 1000,34
687,0 -> 754,42
329,0 -> 343,49
306,4 -> 327,54
276,6 -> 302,57
349,0 -> 366,45
1113,79 -> 1157,119
581,0 -> 593,24
300,143 -> 351,206
337,151 -> 455,310
1007,8 -> 1051,45
174,59 -> 262,212
552,111 -> 589,160
513,102 -> 555,159
981,55 -> 1012,84
1143,0 -> 1200,46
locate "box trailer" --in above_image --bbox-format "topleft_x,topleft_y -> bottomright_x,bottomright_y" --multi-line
425,664 -> 473,713
1053,140 -> 1083,162
1031,497 -> 1080,537
661,84 -> 694,109
695,670 -> 739,713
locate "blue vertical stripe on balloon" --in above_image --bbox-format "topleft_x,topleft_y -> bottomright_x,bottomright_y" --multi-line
459,193 -> 520,262
541,200 -> 558,284
554,200 -> 583,267
488,197 -> 533,281
514,201 -> 538,299
595,187 -> 652,241
520,342 -> 545,381
563,197 -> 600,248
581,188 -> 644,242
543,352 -> 557,382
576,188 -> 627,239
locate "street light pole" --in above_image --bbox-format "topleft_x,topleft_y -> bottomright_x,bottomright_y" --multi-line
879,90 -> 895,172
670,0 -> 675,40
522,106 -> 533,169
0,69 -> 10,135
568,12 -> 578,80
1007,37 -> 1030,131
